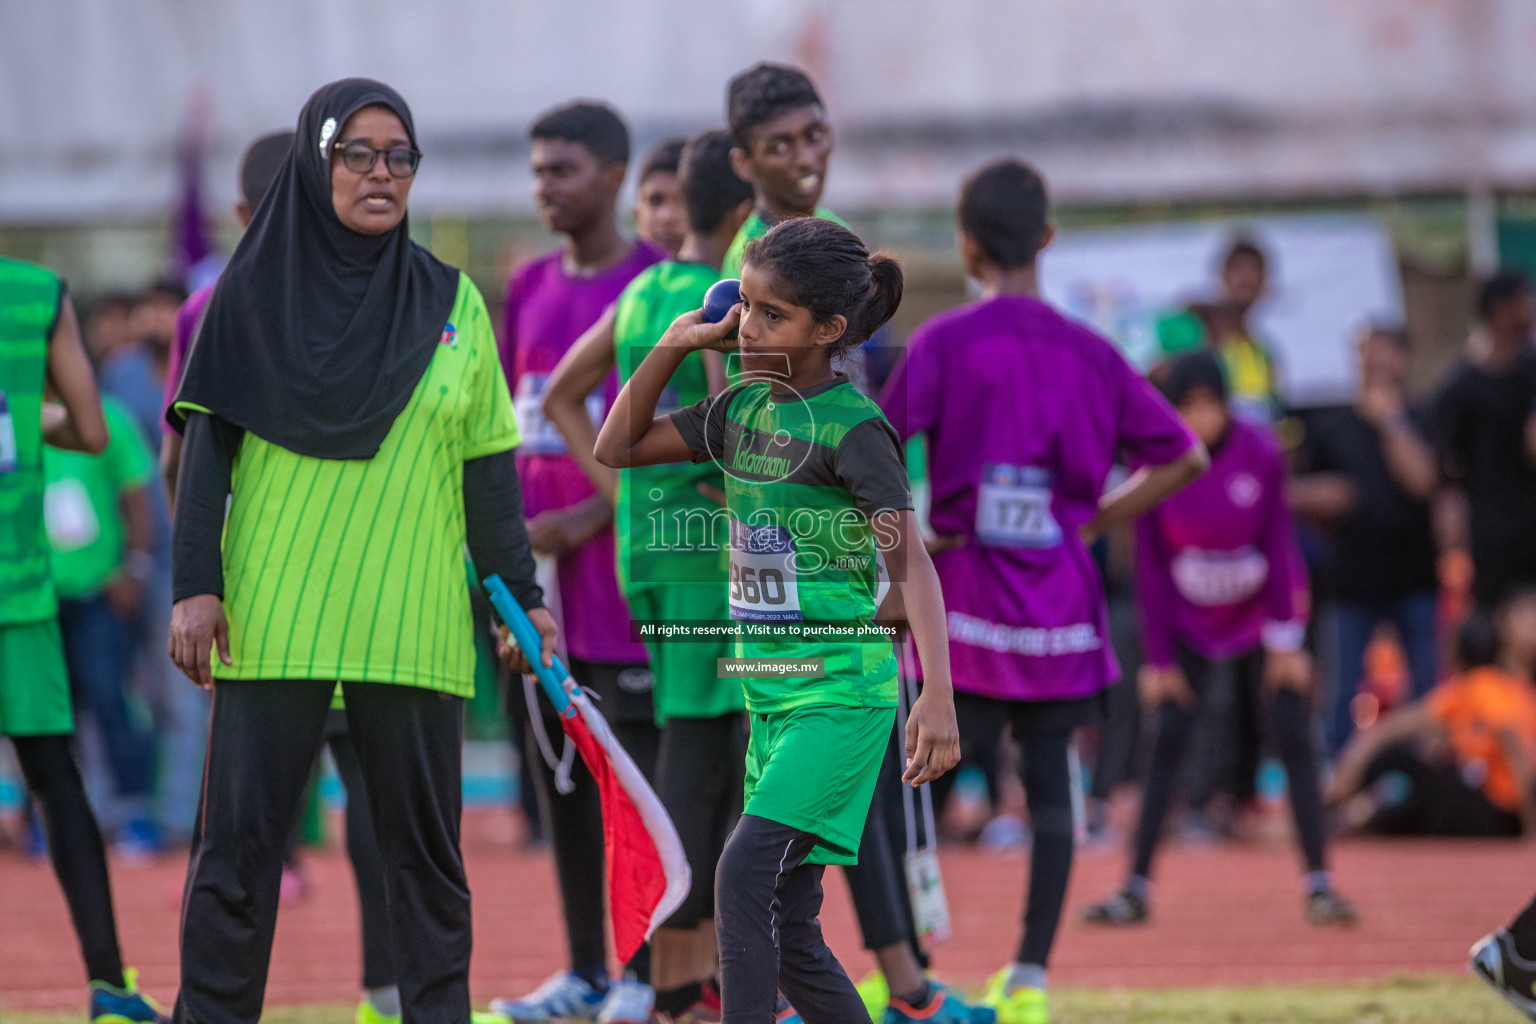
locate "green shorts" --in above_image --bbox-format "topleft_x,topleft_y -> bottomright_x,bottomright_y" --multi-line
627,584 -> 746,724
0,618 -> 74,737
744,703 -> 895,865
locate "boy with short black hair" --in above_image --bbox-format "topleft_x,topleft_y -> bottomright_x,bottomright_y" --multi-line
541,127 -> 753,1023
634,137 -> 687,256
882,158 -> 1209,1024
492,99 -> 667,1024
721,63 -> 840,277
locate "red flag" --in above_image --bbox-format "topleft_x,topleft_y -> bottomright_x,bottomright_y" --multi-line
482,574 -> 690,960
557,686 -> 691,962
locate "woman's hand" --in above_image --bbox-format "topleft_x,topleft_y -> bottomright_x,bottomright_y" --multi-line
169,594 -> 231,689
659,308 -> 740,353
496,606 -> 559,675
903,688 -> 961,786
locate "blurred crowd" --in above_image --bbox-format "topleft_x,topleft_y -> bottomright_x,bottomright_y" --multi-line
7,207 -> 1536,874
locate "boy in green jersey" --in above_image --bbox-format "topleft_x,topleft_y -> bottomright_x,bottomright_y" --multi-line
596,218 -> 963,1024
721,63 -> 841,280
544,128 -> 754,1017
0,256 -> 169,1022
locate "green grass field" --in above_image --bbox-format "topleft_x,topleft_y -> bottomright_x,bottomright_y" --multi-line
3,977 -> 1517,1024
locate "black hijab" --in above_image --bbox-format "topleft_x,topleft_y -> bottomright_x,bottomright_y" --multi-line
170,78 -> 460,459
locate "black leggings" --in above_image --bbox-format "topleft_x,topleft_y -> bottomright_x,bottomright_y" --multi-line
1131,646 -> 1327,882
177,679 -> 469,1024
324,712 -> 399,989
655,714 -> 746,929
12,734 -> 124,987
714,814 -> 869,1024
843,726 -> 926,962
517,658 -> 660,979
1359,742 -> 1522,837
926,692 -> 1078,968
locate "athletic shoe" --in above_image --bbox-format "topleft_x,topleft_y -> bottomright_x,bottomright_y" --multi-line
113,818 -> 162,864
1305,889 -> 1358,927
1471,929 -> 1536,1020
1081,890 -> 1148,926
595,979 -> 653,1024
773,995 -> 803,1023
980,970 -> 1046,1024
884,986 -> 996,1024
90,968 -> 169,1024
489,971 -> 607,1023
356,998 -> 401,1024
856,972 -> 890,1021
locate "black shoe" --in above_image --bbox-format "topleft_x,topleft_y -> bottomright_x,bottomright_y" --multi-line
1305,888 -> 1358,927
1082,891 -> 1148,926
1471,930 -> 1536,1020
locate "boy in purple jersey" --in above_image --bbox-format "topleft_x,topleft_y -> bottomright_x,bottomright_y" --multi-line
491,101 -> 668,1024
1083,352 -> 1357,930
880,160 -> 1207,1024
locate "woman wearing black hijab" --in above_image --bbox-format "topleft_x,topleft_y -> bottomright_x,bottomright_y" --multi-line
166,79 -> 554,1024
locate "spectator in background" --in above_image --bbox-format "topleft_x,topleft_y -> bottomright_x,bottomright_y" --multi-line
1155,237 -> 1282,424
1327,609 -> 1536,837
1293,325 -> 1440,753
44,395 -> 161,855
633,137 -> 687,256
106,281 -> 185,443
1435,271 -> 1536,610
1083,352 -> 1355,928
83,294 -> 136,366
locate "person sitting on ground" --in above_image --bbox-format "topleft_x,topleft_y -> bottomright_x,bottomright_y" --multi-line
1328,608 -> 1536,837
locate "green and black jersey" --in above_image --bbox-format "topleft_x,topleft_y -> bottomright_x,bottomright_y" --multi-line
0,258 -> 64,627
179,273 -> 518,696
670,374 -> 911,713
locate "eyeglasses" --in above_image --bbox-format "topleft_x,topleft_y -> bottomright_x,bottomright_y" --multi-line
334,141 -> 422,178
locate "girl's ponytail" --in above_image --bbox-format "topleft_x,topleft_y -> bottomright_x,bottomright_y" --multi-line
852,254 -> 904,347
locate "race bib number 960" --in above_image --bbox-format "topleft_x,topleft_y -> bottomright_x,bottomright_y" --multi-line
976,464 -> 1061,548
728,519 -> 802,622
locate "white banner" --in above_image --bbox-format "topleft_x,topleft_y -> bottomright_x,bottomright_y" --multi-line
1040,214 -> 1405,408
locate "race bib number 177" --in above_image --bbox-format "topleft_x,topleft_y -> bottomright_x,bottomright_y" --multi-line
976,464 -> 1061,548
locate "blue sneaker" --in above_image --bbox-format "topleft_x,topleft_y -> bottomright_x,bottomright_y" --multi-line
489,971 -> 607,1022
90,968 -> 169,1024
113,818 -> 162,863
884,985 -> 996,1024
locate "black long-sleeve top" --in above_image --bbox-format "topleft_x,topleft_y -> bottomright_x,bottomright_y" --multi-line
172,411 -> 544,612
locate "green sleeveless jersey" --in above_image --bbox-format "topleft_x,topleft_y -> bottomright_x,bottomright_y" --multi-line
0,258 -> 64,626
721,207 -> 850,280
612,261 -> 729,594
670,375 -> 911,713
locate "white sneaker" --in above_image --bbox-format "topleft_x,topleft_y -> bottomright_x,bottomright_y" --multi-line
597,979 -> 655,1024
489,972 -> 607,1023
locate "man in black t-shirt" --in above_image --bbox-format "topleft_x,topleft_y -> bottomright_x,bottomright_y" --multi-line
1296,326 -> 1440,753
1435,272 -> 1536,611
